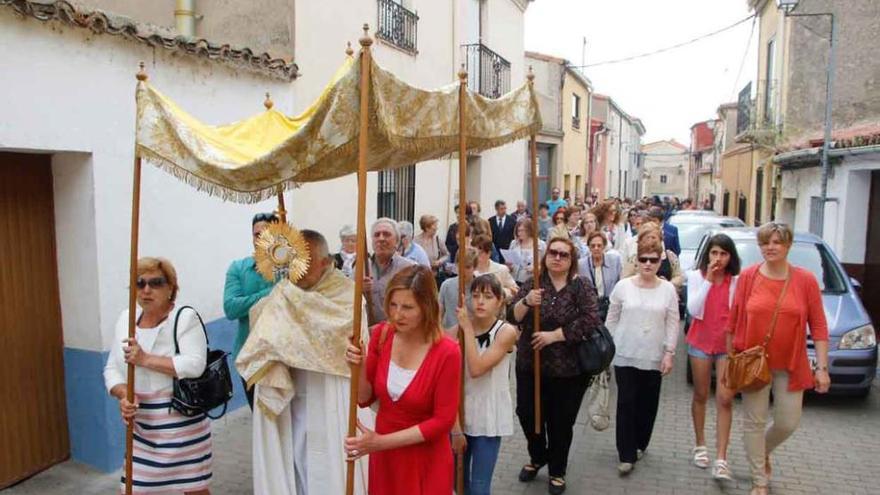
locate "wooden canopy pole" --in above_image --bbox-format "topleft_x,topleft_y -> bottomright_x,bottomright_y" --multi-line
124,62 -> 148,495
455,64 -> 468,495
345,24 -> 372,495
527,67 -> 542,435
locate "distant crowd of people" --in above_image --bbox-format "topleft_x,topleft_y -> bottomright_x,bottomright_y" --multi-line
104,187 -> 829,495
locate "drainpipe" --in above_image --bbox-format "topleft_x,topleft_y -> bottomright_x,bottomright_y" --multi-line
175,0 -> 196,37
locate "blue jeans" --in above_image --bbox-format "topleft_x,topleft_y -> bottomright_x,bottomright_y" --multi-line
464,435 -> 501,495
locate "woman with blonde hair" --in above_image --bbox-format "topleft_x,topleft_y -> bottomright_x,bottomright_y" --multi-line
726,223 -> 829,495
344,265 -> 462,495
414,214 -> 449,272
622,222 -> 683,289
104,257 -> 212,494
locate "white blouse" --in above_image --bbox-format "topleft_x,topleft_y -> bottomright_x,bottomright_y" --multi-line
605,278 -> 680,371
103,305 -> 208,395
464,320 -> 514,437
387,361 -> 417,402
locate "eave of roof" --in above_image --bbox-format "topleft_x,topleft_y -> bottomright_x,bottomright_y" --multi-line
1,0 -> 299,81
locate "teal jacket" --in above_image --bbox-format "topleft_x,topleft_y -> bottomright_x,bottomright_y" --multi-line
223,256 -> 275,360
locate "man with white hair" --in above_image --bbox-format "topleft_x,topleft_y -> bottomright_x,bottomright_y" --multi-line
237,229 -> 368,495
364,218 -> 415,325
397,220 -> 431,268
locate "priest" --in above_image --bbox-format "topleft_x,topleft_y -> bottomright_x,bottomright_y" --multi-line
236,229 -> 369,495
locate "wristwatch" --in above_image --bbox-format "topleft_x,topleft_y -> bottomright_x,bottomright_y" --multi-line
664,347 -> 676,356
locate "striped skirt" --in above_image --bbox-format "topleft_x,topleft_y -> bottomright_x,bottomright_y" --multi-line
120,391 -> 212,494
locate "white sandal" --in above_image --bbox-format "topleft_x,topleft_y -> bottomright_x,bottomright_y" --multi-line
692,446 -> 710,468
712,459 -> 733,481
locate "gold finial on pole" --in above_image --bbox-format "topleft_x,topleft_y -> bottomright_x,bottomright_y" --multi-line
136,61 -> 148,81
527,65 -> 535,83
264,92 -> 274,110
359,23 -> 373,47
345,41 -> 354,56
458,63 -> 467,82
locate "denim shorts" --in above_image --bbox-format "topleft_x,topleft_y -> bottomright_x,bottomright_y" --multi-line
687,344 -> 728,361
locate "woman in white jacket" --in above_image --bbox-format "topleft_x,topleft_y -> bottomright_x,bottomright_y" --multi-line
103,257 -> 211,495
684,234 -> 740,481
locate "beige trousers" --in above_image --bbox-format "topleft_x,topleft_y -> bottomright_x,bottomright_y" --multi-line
741,371 -> 804,487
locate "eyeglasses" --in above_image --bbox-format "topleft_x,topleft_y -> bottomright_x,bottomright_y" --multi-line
136,277 -> 168,289
638,256 -> 661,264
547,248 -> 571,260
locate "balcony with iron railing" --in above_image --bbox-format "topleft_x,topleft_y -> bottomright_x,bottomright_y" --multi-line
735,79 -> 783,146
463,43 -> 511,99
376,0 -> 418,54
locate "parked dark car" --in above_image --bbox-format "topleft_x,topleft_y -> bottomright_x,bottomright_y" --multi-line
686,228 -> 877,395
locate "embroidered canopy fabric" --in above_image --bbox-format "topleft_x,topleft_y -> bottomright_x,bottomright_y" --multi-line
136,56 -> 542,203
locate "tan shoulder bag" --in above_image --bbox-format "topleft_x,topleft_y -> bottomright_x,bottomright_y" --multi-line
724,269 -> 790,392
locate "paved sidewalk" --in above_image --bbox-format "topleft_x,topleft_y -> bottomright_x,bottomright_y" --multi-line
6,355 -> 878,494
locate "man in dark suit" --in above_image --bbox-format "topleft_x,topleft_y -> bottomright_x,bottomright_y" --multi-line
489,200 -> 516,261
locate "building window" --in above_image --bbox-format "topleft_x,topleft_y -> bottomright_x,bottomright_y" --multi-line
377,0 -> 419,54
571,94 -> 581,129
764,37 -> 776,125
463,43 -> 511,98
660,175 -> 668,184
377,164 -> 416,223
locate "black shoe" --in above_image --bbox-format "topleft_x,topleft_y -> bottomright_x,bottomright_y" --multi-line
548,476 -> 566,494
518,463 -> 545,482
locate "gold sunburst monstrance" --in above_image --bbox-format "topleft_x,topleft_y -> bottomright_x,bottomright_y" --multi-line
254,222 -> 310,283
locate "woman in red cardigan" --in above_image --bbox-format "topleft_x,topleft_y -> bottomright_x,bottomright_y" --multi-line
726,223 -> 830,495
344,265 -> 461,495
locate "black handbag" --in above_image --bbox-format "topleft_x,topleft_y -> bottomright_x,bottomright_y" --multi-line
577,323 -> 616,376
170,306 -> 234,419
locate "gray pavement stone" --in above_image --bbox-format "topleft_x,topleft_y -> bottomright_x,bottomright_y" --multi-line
5,339 -> 879,494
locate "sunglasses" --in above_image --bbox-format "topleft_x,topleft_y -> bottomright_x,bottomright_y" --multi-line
638,256 -> 661,264
136,277 -> 168,289
547,248 -> 571,260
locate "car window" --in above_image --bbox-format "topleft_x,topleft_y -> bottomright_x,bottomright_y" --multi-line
677,224 -> 714,250
731,240 -> 846,293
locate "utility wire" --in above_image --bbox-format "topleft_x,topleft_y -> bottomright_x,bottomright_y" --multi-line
569,14 -> 756,69
729,15 -> 758,102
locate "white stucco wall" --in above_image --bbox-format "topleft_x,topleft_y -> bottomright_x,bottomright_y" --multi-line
779,155 -> 879,264
0,12 -> 289,351
1,1 -> 531,352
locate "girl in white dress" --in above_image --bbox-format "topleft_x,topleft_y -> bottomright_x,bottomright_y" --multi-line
455,274 -> 518,495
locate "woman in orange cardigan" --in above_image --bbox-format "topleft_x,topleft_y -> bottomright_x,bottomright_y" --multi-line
726,223 -> 830,495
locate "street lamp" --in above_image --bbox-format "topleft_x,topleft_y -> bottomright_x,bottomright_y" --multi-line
777,0 -> 837,237
776,0 -> 799,14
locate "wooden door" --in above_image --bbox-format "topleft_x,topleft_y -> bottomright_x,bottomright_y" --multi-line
864,170 -> 880,327
0,152 -> 69,488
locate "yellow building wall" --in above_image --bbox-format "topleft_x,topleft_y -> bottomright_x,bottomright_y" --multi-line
560,70 -> 590,199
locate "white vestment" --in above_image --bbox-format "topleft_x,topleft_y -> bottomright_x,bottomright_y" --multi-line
253,371 -> 372,495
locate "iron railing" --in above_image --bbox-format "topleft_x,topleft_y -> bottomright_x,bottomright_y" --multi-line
377,0 -> 418,54
735,80 -> 782,142
463,43 -> 511,99
377,164 -> 416,224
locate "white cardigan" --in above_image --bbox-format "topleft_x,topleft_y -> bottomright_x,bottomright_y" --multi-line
103,305 -> 208,395
685,270 -> 738,320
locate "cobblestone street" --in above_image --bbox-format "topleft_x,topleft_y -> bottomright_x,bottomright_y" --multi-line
6,351 -> 878,495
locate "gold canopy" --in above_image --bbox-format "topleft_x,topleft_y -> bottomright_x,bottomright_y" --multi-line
135,56 -> 542,202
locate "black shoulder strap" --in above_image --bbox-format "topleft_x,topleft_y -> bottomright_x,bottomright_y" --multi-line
172,305 -> 208,355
